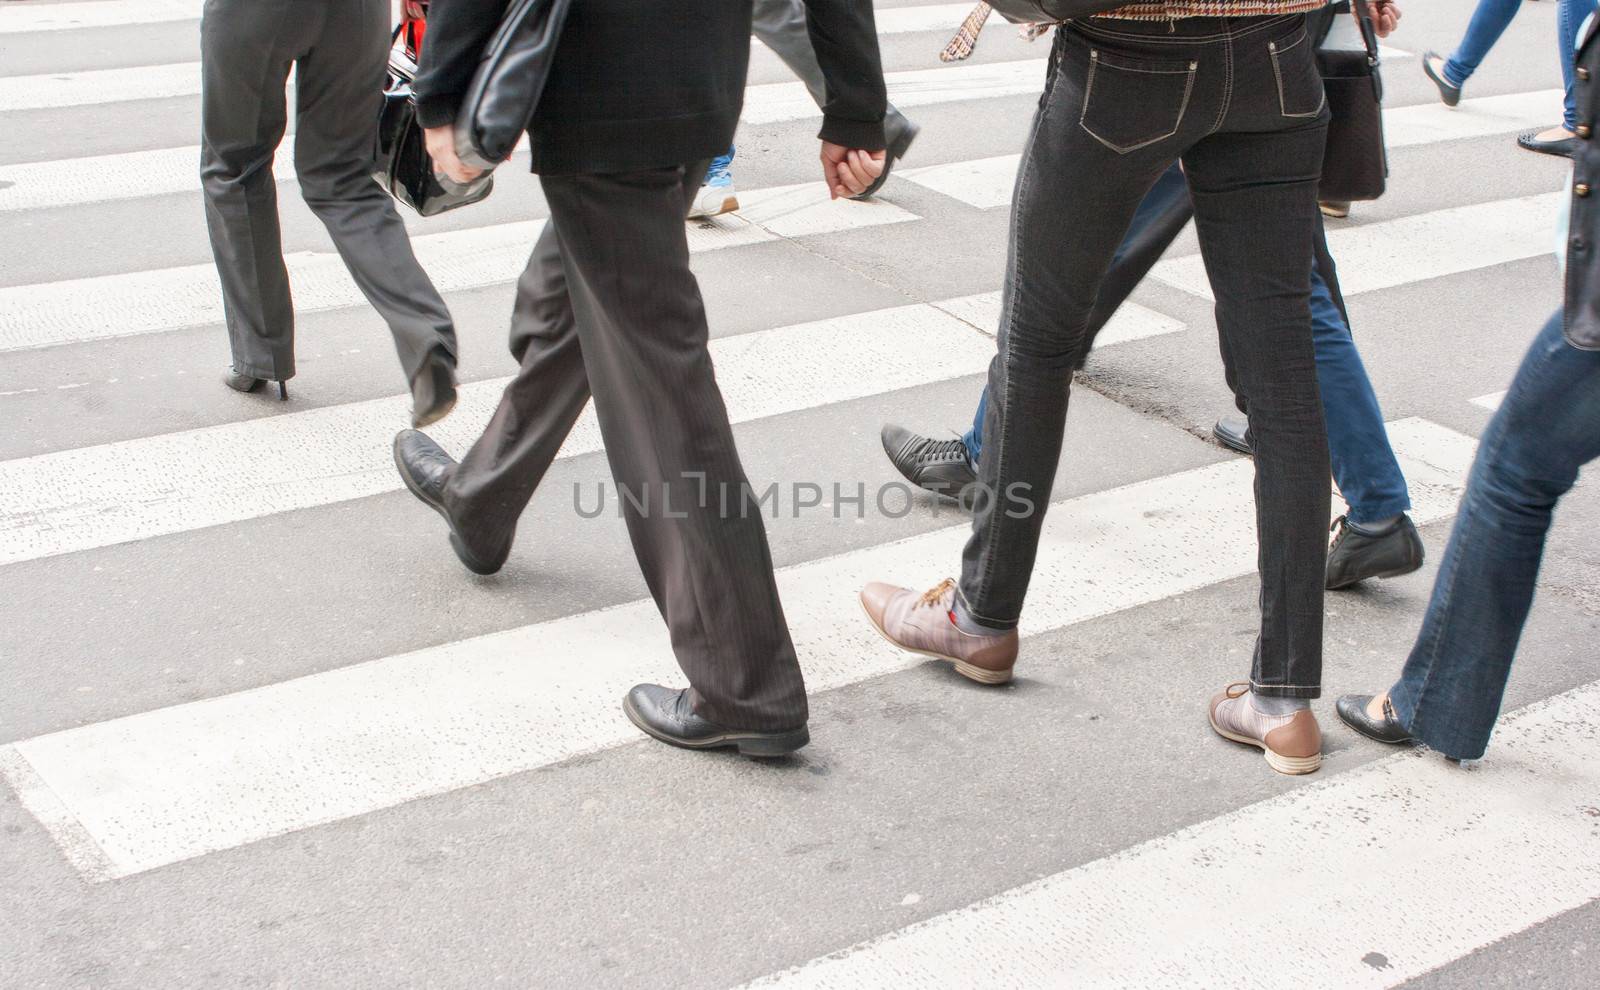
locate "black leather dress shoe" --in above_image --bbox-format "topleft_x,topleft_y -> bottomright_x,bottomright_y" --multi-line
881,424 -> 978,503
1517,129 -> 1579,159
392,429 -> 510,576
1326,514 -> 1425,590
1336,694 -> 1415,746
852,118 -> 920,201
1212,414 -> 1253,456
410,347 -> 458,429
1422,52 -> 1461,108
623,684 -> 809,757
225,368 -> 288,400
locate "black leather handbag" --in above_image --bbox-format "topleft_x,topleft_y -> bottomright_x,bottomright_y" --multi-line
1317,5 -> 1388,202
374,30 -> 494,217
452,0 -> 573,172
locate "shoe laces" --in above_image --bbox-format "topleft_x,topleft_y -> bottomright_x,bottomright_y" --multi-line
906,435 -> 970,466
917,577 -> 956,608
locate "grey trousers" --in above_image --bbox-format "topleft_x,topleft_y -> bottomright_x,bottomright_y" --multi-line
751,0 -> 914,145
442,164 -> 809,732
200,0 -> 455,383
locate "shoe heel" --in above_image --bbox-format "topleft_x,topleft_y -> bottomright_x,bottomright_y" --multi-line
276,380 -> 289,401
954,659 -> 1013,685
1265,750 -> 1322,775
735,726 -> 810,758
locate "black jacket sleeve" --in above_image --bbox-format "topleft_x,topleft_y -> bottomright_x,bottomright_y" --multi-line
412,0 -> 513,128
800,0 -> 889,149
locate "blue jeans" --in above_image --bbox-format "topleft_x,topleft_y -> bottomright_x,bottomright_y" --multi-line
1444,0 -> 1595,131
1388,311 -> 1600,760
962,222 -> 1412,526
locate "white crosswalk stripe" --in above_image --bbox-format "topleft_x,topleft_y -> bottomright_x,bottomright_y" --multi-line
0,419 -> 1475,880
0,182 -> 916,351
0,0 -> 204,33
0,296 -> 1181,567
746,679 -> 1600,989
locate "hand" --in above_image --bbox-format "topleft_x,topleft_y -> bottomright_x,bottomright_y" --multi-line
820,141 -> 886,200
424,124 -> 483,185
1363,0 -> 1400,38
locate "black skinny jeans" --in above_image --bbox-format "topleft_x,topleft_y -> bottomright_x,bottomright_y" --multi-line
958,15 -> 1332,698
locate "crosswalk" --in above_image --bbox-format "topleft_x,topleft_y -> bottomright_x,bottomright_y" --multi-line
2,1 -> 1593,985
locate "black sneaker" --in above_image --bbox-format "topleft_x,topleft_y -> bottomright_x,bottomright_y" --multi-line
880,423 -> 978,502
1326,514 -> 1425,591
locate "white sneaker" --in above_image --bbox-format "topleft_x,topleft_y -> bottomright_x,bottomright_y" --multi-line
687,176 -> 738,220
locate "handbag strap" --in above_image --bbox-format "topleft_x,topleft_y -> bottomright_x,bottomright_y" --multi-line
1351,0 -> 1380,67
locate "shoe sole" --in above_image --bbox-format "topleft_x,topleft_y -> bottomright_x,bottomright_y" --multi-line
1326,555 -> 1425,591
391,440 -> 505,577
1208,712 -> 1322,775
622,694 -> 809,758
1318,203 -> 1350,219
687,194 -> 739,220
1211,426 -> 1252,457
858,597 -> 1013,685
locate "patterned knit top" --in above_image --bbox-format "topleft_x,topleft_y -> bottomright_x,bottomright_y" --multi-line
1099,0 -> 1329,20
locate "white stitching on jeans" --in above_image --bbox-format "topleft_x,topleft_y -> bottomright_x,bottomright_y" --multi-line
1270,32 -> 1326,119
1078,50 -> 1199,155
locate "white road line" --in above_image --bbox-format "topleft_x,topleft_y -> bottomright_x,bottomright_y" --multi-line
0,61 -> 202,112
0,59 -> 1046,211
0,292 -> 1182,567
746,678 -> 1600,989
0,180 -> 916,352
1472,390 -> 1507,411
899,91 -> 1567,210
1153,193 -> 1564,300
0,1 -> 969,39
0,0 -> 203,33
0,419 -> 1474,880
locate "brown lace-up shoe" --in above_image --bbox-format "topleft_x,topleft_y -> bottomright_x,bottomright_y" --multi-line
859,578 -> 1018,684
1208,683 -> 1323,775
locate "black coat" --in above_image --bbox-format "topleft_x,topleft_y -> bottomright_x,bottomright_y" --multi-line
1566,15 -> 1600,349
414,0 -> 888,176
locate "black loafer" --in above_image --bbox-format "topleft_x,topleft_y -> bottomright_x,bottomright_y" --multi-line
1421,52 -> 1461,108
623,684 -> 809,757
881,423 -> 978,503
1336,694 -> 1415,746
410,347 -> 458,429
1212,414 -> 1253,456
1326,514 -> 1425,590
1517,129 -> 1578,159
852,117 -> 920,201
392,429 -> 510,576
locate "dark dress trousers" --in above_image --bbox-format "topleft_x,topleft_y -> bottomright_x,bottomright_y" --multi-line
414,0 -> 887,731
200,0 -> 457,383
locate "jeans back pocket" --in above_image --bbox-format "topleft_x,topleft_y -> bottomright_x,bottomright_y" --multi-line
1078,48 -> 1197,155
1269,30 -> 1326,119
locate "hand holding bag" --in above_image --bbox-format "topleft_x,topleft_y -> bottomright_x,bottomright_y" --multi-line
374,29 -> 495,217
1317,3 -> 1388,202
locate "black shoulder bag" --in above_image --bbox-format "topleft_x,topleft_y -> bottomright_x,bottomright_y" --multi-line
1317,4 -> 1388,202
452,0 -> 573,172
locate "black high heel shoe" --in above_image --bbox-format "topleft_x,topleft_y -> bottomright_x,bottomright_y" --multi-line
224,369 -> 288,400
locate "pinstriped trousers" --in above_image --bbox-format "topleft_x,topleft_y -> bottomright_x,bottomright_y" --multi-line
442,163 -> 809,732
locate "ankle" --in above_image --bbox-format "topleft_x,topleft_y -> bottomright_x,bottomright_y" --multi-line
1250,692 -> 1310,717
